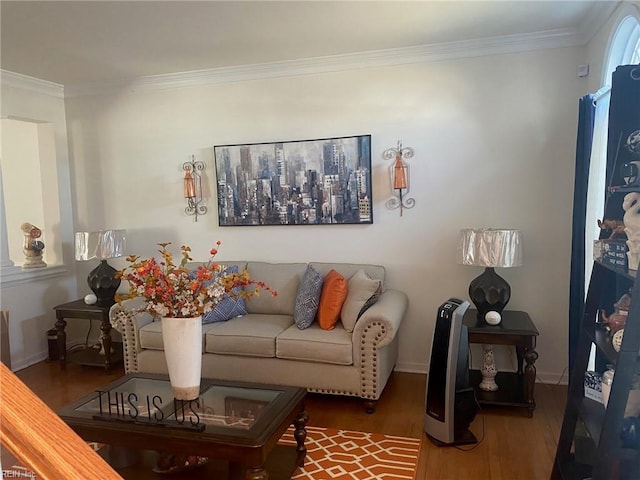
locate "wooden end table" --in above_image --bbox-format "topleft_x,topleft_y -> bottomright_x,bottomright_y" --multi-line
53,299 -> 122,372
462,309 -> 539,417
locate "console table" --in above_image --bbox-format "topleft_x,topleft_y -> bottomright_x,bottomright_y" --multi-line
53,299 -> 122,372
462,309 -> 539,417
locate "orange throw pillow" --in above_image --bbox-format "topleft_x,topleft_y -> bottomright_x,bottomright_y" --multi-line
317,269 -> 348,330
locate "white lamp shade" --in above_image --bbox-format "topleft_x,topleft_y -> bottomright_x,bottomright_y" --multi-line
458,228 -> 523,268
75,230 -> 126,261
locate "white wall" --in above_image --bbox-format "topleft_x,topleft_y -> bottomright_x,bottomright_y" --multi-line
1,119 -> 44,263
0,81 -> 78,370
64,46 -> 584,382
5,4 -> 631,377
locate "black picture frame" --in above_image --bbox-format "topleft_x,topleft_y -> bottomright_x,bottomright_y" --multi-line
214,134 -> 372,226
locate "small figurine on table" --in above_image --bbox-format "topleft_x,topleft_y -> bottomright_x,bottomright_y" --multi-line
597,219 -> 626,239
21,222 -> 46,269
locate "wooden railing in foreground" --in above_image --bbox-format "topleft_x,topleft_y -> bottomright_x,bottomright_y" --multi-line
0,362 -> 121,479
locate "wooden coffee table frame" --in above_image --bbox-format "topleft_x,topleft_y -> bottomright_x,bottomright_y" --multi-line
58,374 -> 308,480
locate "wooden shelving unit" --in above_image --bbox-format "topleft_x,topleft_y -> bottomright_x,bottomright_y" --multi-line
552,247 -> 640,479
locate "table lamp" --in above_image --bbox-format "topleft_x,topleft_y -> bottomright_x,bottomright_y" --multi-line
75,230 -> 126,306
458,228 -> 523,323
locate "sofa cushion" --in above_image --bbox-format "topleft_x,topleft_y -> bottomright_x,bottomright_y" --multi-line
186,261 -> 247,275
317,269 -> 348,330
203,296 -> 247,324
310,262 -> 385,287
294,265 -> 324,329
139,320 -> 207,351
340,269 -> 382,332
204,314 -> 293,357
244,262 -> 307,315
276,323 -> 353,365
216,261 -> 248,271
202,265 -> 247,324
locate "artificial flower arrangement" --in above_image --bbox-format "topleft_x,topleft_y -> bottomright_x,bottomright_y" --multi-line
115,241 -> 276,318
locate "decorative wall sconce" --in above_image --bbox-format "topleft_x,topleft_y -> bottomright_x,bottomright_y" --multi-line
183,155 -> 207,222
384,140 -> 415,216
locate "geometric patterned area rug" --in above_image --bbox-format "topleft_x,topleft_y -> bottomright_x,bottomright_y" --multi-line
82,426 -> 421,479
278,426 -> 422,480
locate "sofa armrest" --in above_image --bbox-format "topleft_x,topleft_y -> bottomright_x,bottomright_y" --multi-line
352,289 -> 408,350
109,298 -> 154,374
352,289 -> 408,401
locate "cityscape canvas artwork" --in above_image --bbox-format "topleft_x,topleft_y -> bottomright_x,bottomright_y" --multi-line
214,135 -> 373,226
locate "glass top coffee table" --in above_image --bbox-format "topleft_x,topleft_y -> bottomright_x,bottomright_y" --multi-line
58,374 -> 308,480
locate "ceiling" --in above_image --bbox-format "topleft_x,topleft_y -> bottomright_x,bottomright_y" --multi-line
0,1 -> 620,87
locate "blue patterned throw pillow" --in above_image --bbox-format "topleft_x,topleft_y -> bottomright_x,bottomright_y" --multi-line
202,265 -> 247,324
294,265 -> 324,329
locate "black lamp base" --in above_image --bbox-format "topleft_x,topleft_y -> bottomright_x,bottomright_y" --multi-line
87,260 -> 120,307
468,267 -> 511,321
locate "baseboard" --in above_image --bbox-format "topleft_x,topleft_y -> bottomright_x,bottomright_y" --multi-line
394,362 -> 568,386
11,352 -> 48,372
535,371 -> 569,386
394,362 -> 427,374
12,353 -> 569,387
11,334 -> 93,372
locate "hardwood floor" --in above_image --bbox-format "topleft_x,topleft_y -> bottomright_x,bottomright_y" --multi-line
7,360 -> 566,479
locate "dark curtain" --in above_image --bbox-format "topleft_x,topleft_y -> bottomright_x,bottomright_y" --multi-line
568,95 -> 595,378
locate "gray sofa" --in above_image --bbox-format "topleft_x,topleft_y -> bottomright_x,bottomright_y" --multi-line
109,261 -> 408,412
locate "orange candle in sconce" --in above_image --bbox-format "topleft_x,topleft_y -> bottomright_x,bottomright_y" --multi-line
393,154 -> 408,190
184,170 -> 196,198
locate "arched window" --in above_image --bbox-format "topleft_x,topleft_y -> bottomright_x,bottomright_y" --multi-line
585,10 -> 640,288
631,33 -> 640,64
605,14 -> 640,80
582,8 -> 639,371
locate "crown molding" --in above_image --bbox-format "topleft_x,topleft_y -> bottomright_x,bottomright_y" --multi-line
4,3 -> 628,99
0,70 -> 64,98
64,26 -> 584,97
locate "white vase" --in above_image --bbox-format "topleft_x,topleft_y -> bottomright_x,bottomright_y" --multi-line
161,316 -> 202,401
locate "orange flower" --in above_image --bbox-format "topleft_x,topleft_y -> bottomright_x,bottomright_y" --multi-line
116,241 -> 276,318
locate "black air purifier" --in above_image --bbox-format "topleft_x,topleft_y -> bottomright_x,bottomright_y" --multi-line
424,298 -> 478,446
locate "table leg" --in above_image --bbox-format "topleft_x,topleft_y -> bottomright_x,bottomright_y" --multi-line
55,314 -> 67,370
523,346 -> 539,417
100,316 -> 112,371
229,462 -> 243,480
515,346 -> 524,375
244,465 -> 268,480
293,409 -> 308,467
